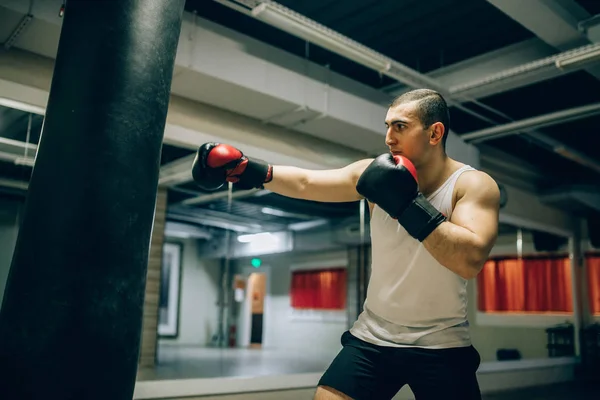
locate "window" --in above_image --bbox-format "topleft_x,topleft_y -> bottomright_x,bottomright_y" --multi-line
477,256 -> 573,313
290,267 -> 346,310
587,255 -> 600,316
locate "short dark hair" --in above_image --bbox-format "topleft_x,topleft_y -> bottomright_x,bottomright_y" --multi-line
390,89 -> 450,149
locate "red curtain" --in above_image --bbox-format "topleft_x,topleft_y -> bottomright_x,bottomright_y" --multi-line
290,267 -> 346,310
588,256 -> 600,315
477,257 -> 573,313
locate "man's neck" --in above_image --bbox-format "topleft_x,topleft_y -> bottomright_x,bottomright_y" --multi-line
417,155 -> 454,197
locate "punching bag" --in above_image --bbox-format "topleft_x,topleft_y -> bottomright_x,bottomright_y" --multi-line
0,1 -> 185,399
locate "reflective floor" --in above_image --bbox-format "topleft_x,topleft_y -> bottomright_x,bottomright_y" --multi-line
137,345 -> 600,399
137,344 -> 338,381
482,381 -> 600,399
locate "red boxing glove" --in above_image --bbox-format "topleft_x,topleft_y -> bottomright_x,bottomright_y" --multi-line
192,143 -> 273,191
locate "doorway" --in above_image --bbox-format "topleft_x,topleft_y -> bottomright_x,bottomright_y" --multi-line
248,272 -> 266,347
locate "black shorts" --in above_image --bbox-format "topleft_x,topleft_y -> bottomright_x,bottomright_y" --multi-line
318,330 -> 481,400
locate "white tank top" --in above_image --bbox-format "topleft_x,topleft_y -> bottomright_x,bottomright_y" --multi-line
350,164 -> 476,349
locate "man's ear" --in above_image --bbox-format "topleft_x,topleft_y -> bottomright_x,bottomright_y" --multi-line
429,122 -> 445,145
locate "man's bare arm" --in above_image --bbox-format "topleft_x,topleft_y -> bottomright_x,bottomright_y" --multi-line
422,171 -> 500,280
263,159 -> 373,203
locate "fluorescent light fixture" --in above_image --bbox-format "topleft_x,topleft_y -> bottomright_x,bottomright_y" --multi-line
13,157 -> 35,167
0,97 -> 46,115
288,219 -> 329,231
166,231 -> 193,239
237,232 -> 274,243
555,46 -> 600,70
251,3 -> 391,72
261,206 -> 313,219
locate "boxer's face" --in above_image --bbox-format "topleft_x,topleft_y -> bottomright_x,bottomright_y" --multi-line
384,101 -> 432,168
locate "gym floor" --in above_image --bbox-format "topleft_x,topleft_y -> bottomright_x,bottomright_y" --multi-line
137,345 -> 600,399
482,381 -> 600,399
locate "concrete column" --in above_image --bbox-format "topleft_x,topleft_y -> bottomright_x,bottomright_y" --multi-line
139,187 -> 168,367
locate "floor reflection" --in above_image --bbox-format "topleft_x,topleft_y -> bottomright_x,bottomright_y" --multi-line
137,344 -> 338,381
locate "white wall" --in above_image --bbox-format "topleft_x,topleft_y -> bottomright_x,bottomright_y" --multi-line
0,197 -> 21,302
159,238 -> 221,346
235,249 -> 349,357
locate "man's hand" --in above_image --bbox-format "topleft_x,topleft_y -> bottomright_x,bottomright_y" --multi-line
356,153 -> 446,241
191,143 -> 272,191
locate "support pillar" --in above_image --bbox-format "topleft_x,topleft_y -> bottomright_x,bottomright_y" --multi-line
0,1 -> 185,399
139,187 -> 168,368
346,244 -> 371,328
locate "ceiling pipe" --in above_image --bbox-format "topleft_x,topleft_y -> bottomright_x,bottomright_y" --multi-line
461,102 -> 600,142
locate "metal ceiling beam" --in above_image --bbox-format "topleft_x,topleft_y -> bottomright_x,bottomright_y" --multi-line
167,212 -> 258,233
385,39 -> 600,101
158,154 -> 195,187
488,0 -> 590,50
0,177 -> 28,191
486,0 -> 600,80
461,102 -> 600,142
181,187 -> 267,206
384,38 -> 559,100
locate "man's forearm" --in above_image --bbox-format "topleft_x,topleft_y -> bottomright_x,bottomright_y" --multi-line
264,162 -> 368,203
422,221 -> 490,279
263,165 -> 310,199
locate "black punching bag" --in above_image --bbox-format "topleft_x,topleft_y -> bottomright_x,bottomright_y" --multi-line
0,1 -> 185,399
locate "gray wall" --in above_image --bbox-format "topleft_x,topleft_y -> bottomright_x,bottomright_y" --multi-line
159,237 -> 222,346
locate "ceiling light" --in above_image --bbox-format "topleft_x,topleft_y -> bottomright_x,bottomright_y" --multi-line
261,206 -> 313,219
251,3 -> 391,73
555,46 -> 600,70
237,232 -> 274,243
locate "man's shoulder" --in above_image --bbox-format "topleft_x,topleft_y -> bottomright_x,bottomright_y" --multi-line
455,169 -> 500,203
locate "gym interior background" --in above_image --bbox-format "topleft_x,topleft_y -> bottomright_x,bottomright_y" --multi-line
1,0 -> 600,399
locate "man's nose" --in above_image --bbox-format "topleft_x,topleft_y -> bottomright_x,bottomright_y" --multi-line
385,130 -> 396,146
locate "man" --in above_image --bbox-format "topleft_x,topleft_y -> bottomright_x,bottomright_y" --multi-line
191,89 -> 500,400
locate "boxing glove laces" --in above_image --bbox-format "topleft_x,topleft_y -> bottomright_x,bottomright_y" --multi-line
356,153 -> 446,241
